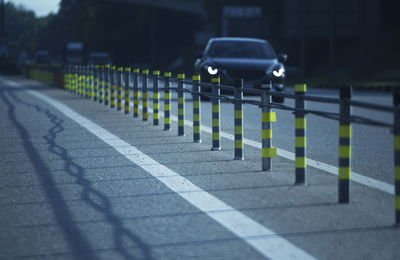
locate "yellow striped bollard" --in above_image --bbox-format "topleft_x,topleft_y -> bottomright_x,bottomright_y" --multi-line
234,79 -> 244,160
84,66 -> 89,98
153,70 -> 160,125
338,86 -> 352,203
177,73 -> 185,136
98,66 -> 104,103
163,72 -> 172,130
393,89 -> 400,224
77,66 -> 82,96
211,77 -> 221,150
110,66 -> 116,108
103,65 -> 110,106
88,65 -> 94,99
295,84 -> 307,184
124,67 -> 131,114
93,66 -> 99,101
192,75 -> 201,142
73,65 -> 78,94
142,69 -> 149,121
117,67 -> 123,110
261,85 -> 277,171
133,68 -> 140,117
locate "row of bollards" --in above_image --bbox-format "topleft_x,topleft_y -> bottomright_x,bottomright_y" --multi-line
61,64 -> 400,225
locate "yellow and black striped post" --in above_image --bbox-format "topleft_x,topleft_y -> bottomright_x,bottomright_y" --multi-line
110,66 -> 116,108
88,65 -> 94,99
234,79 -> 244,160
84,66 -> 89,98
86,66 -> 91,98
393,89 -> 400,224
133,68 -> 140,117
73,65 -> 78,94
98,66 -> 104,103
124,67 -> 131,114
117,67 -> 123,111
192,75 -> 201,143
74,66 -> 78,95
338,86 -> 352,203
81,66 -> 85,97
261,85 -> 277,171
295,84 -> 307,184
153,70 -> 160,125
211,77 -> 221,150
78,65 -> 83,96
163,72 -> 172,130
177,73 -> 185,136
142,69 -> 149,121
103,65 -> 110,106
85,66 -> 89,98
93,66 -> 99,101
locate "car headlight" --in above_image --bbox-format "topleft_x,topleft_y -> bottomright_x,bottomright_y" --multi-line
272,67 -> 285,77
206,66 -> 218,75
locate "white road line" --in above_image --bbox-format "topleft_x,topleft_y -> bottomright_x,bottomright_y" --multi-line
2,78 -> 316,259
141,102 -> 395,195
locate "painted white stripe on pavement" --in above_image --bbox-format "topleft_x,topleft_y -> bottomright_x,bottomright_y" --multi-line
2,78 -> 316,259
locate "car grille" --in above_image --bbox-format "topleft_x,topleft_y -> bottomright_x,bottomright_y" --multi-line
226,70 -> 265,81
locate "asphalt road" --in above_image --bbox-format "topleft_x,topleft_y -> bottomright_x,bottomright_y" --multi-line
1,76 -> 399,260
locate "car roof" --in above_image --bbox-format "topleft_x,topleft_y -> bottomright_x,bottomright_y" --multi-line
209,37 -> 268,43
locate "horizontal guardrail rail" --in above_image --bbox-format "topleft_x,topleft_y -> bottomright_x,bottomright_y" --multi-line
25,63 -> 400,225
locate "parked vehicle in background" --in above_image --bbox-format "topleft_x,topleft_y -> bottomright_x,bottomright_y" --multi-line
88,52 -> 112,65
194,37 -> 287,102
34,50 -> 51,65
65,42 -> 84,64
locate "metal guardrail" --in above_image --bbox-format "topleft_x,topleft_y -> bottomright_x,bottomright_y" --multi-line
26,63 -> 400,225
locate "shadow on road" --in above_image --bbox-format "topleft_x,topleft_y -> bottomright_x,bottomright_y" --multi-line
1,88 -> 152,260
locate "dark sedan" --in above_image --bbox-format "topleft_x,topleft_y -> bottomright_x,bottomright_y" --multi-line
194,37 -> 287,102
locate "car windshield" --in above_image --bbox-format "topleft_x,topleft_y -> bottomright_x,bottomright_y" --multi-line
207,40 -> 277,59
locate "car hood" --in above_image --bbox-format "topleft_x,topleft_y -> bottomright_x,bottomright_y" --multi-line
206,58 -> 279,71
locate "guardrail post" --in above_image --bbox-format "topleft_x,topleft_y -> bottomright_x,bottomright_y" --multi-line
89,65 -> 94,99
211,77 -> 221,150
295,84 -> 307,184
234,79 -> 244,160
87,66 -> 91,98
177,73 -> 185,136
80,65 -> 84,97
338,86 -> 352,203
93,66 -> 98,101
192,75 -> 201,143
77,65 -> 81,96
110,66 -> 116,108
133,68 -> 140,117
393,89 -> 400,225
117,67 -> 123,110
164,72 -> 172,130
124,68 -> 131,114
261,85 -> 277,171
103,65 -> 109,106
98,66 -> 104,103
153,70 -> 160,125
142,69 -> 149,121
82,66 -> 88,98
73,65 -> 77,95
